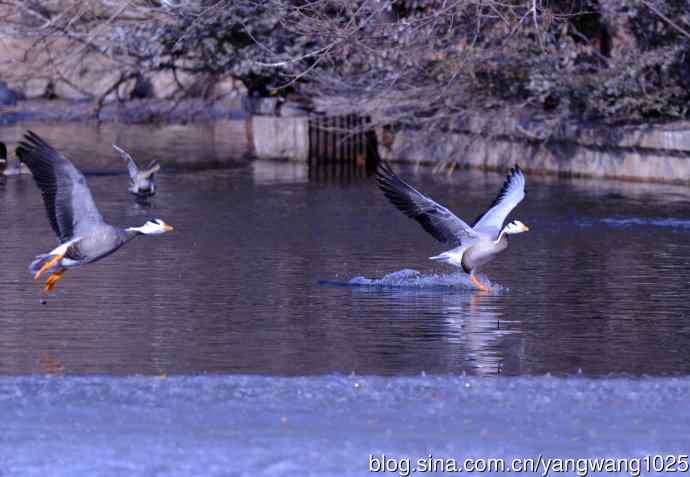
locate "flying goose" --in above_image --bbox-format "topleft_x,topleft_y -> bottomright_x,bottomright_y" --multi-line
16,131 -> 173,297
377,162 -> 528,291
113,144 -> 160,197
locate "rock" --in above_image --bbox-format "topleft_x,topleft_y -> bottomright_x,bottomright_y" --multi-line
209,76 -> 246,105
149,69 -> 199,99
0,81 -> 24,105
23,78 -> 52,99
52,55 -> 122,101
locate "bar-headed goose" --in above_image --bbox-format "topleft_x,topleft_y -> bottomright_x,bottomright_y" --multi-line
377,162 -> 528,291
113,144 -> 160,198
17,131 -> 173,297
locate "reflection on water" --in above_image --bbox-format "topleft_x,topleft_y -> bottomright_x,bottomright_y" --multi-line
1,122 -> 690,376
442,293 -> 517,376
324,269 -> 513,375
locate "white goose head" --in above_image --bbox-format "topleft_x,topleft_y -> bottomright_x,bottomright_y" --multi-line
128,219 -> 174,235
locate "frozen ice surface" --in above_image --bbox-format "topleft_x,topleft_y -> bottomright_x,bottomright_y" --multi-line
1,375 -> 689,476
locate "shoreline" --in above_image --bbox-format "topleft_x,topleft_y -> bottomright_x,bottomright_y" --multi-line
379,115 -> 690,186
3,99 -> 690,186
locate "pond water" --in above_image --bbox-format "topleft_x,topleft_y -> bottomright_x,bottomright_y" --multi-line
1,123 -> 690,377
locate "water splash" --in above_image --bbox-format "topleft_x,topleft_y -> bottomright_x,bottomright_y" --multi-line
320,269 -> 504,292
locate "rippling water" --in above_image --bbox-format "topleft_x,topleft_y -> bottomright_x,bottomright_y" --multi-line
1,123 -> 690,376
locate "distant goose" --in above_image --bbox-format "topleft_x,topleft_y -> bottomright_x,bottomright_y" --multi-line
16,131 -> 173,297
0,142 -> 30,176
377,162 -> 528,291
113,144 -> 160,197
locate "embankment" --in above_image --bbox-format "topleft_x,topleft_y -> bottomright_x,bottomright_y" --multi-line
379,116 -> 690,185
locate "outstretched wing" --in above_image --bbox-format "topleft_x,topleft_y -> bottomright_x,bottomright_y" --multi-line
376,162 -> 479,245
113,144 -> 139,180
472,165 -> 526,237
17,130 -> 104,243
142,160 -> 160,179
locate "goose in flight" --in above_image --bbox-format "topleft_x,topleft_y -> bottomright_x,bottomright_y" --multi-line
113,144 -> 160,197
16,131 -> 173,297
377,162 -> 528,291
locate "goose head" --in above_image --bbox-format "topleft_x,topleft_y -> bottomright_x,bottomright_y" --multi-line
128,219 -> 174,235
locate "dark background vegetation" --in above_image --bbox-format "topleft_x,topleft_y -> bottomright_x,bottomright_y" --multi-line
1,0 -> 689,128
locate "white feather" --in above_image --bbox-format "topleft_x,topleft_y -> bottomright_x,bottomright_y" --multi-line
48,237 -> 80,257
429,248 -> 466,267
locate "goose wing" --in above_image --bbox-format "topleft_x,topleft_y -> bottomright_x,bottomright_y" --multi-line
17,131 -> 105,243
472,165 -> 526,238
113,144 -> 139,180
141,160 -> 160,179
377,162 -> 479,245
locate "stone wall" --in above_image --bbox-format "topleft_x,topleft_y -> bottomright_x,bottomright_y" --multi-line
379,117 -> 690,185
0,37 -> 246,103
248,116 -> 309,162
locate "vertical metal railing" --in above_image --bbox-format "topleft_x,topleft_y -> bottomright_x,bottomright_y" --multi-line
307,113 -> 377,181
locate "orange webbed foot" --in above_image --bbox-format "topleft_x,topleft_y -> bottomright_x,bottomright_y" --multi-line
34,255 -> 64,282
43,268 -> 66,294
469,273 -> 490,292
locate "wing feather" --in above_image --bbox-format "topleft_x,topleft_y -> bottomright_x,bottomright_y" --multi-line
113,144 -> 139,180
17,131 -> 104,243
472,165 -> 526,237
141,160 -> 160,179
376,162 -> 478,245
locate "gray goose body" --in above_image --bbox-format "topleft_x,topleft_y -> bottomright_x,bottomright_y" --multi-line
460,234 -> 508,272
376,162 -> 528,290
62,224 -> 134,266
16,131 -> 172,297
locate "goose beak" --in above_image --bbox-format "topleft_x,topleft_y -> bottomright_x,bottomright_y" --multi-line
164,223 -> 174,232
522,224 -> 530,232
